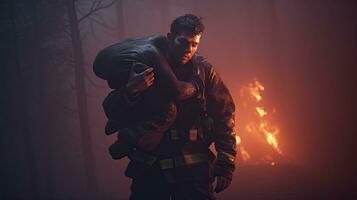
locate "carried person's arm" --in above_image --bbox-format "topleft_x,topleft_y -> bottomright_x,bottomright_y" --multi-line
103,65 -> 154,135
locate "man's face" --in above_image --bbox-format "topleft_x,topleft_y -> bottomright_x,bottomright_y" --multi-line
168,31 -> 202,65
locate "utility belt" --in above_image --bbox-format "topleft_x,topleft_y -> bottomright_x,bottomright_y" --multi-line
128,150 -> 210,170
159,153 -> 209,170
127,127 -> 213,172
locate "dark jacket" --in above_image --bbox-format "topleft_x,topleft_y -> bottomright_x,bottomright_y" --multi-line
103,53 -> 237,181
158,56 -> 237,181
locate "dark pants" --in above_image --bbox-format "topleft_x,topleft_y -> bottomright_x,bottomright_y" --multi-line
129,164 -> 216,200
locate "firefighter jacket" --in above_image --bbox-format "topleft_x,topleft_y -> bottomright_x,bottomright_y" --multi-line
103,51 -> 237,181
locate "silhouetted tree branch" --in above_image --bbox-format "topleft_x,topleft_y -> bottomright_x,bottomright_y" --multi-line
78,0 -> 116,23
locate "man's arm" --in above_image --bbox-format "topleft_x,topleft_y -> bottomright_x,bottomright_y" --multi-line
204,63 -> 237,192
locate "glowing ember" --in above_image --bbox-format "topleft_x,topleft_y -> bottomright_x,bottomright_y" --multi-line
256,107 -> 267,117
247,80 -> 264,102
260,122 -> 282,154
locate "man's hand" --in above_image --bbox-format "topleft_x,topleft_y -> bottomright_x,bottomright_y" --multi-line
126,63 -> 154,95
214,176 -> 231,193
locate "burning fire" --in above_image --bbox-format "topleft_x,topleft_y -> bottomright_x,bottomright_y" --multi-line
235,135 -> 251,161
256,107 -> 267,117
236,80 -> 282,165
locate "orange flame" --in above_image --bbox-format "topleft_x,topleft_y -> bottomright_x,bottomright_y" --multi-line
235,135 -> 241,144
248,80 -> 264,102
240,146 -> 251,161
235,135 -> 251,161
256,107 -> 267,117
237,80 -> 282,164
260,122 -> 282,154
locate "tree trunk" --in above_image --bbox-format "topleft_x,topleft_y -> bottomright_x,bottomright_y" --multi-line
9,1 -> 38,199
30,0 -> 54,198
65,0 -> 99,199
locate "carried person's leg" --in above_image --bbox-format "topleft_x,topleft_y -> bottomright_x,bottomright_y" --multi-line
109,101 -> 177,159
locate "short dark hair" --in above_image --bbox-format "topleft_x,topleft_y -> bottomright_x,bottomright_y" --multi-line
170,14 -> 205,37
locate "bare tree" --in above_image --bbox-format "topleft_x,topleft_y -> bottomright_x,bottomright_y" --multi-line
8,1 -> 38,199
65,0 -> 115,198
66,0 -> 99,198
29,1 -> 56,198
